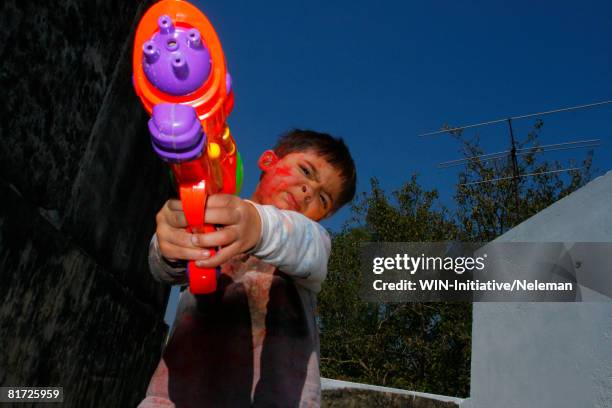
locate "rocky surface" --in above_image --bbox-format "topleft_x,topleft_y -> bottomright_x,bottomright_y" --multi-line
0,0 -> 172,405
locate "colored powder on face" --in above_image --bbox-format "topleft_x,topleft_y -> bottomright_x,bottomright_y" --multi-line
273,165 -> 293,177
256,165 -> 299,203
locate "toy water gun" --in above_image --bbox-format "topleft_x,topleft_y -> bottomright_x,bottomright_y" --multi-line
132,0 -> 242,294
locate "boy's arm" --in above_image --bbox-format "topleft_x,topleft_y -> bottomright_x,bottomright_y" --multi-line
148,234 -> 188,285
247,202 -> 331,293
151,196 -> 331,292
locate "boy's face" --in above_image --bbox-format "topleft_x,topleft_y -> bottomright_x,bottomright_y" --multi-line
252,149 -> 343,221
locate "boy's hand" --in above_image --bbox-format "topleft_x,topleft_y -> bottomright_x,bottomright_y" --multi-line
155,199 -> 210,263
192,194 -> 262,268
156,196 -> 262,267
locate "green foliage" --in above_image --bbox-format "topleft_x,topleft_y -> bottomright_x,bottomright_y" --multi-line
319,177 -> 471,397
318,120 -> 593,398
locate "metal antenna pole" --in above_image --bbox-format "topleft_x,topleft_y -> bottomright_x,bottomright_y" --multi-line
507,118 -> 521,215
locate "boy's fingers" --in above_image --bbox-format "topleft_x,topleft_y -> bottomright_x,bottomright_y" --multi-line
166,199 -> 183,211
158,210 -> 187,228
170,210 -> 188,228
192,228 -> 237,248
206,194 -> 240,209
157,205 -> 188,228
196,242 -> 241,268
203,207 -> 240,226
157,225 -> 195,249
158,241 -> 212,262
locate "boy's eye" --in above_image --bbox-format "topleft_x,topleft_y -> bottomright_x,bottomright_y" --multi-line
300,165 -> 311,176
320,194 -> 328,208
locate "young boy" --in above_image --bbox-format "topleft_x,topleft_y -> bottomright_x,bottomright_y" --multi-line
139,129 -> 356,407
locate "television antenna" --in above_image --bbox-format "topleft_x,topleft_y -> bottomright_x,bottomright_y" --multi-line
418,100 -> 610,211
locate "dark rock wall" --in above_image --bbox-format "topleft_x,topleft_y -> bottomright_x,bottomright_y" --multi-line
0,0 -> 171,406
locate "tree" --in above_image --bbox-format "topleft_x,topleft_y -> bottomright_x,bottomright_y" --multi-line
319,177 -> 471,397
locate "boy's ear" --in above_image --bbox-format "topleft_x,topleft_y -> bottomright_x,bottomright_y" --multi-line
258,150 -> 279,171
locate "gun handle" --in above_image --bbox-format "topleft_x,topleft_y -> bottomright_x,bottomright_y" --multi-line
187,261 -> 217,294
180,181 -> 219,294
187,223 -> 218,294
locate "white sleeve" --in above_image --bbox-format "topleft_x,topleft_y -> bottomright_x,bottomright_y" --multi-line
247,202 -> 331,293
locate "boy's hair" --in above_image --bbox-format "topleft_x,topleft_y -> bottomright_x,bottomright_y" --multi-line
272,129 -> 357,212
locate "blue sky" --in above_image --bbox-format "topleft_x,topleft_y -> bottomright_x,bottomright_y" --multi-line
165,0 -> 612,323
190,0 -> 612,231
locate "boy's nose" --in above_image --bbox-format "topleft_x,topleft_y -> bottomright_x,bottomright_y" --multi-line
301,184 -> 313,203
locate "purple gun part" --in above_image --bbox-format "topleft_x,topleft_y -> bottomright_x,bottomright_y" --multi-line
158,15 -> 175,35
142,15 -> 212,96
187,28 -> 202,48
143,41 -> 160,64
149,103 -> 206,163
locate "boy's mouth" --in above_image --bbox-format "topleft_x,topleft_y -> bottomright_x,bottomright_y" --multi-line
285,192 -> 299,211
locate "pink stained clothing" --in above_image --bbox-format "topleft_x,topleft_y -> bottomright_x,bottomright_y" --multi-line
139,204 -> 331,407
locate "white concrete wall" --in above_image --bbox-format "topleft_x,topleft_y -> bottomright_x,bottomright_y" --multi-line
463,171 -> 612,408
